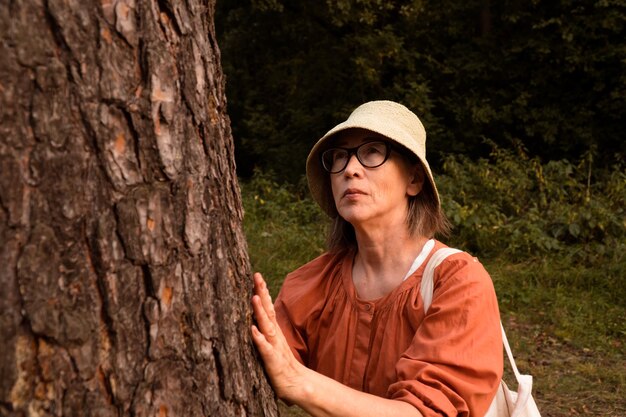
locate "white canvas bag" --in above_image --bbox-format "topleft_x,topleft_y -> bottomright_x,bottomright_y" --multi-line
421,248 -> 542,417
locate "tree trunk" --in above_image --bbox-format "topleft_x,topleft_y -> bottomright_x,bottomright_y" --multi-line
0,1 -> 278,416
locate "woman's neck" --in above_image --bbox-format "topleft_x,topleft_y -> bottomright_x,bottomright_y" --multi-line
352,226 -> 429,301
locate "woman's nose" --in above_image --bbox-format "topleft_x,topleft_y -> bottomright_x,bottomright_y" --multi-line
343,153 -> 362,176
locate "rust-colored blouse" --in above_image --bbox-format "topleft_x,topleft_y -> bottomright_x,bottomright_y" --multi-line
274,240 -> 503,417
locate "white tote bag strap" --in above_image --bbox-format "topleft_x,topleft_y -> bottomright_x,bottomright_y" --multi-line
421,248 -> 539,417
494,325 -> 537,417
420,247 -> 462,312
502,322 -> 524,383
501,323 -> 535,417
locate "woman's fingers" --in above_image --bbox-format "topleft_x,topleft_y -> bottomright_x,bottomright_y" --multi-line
254,272 -> 277,322
253,273 -> 278,327
252,272 -> 283,344
252,293 -> 278,339
253,273 -> 271,303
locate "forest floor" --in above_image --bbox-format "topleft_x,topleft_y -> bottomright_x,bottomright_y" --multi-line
504,319 -> 624,417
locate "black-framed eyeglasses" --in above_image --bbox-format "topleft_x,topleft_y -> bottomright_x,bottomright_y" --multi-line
321,140 -> 392,174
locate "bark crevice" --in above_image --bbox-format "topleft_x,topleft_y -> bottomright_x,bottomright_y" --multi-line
212,341 -> 227,401
156,0 -> 183,38
41,0 -> 74,63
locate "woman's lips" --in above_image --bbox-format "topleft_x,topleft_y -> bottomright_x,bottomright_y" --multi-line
343,188 -> 366,198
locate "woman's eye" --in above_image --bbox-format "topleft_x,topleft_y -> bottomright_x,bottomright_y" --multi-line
334,151 -> 348,161
365,145 -> 383,154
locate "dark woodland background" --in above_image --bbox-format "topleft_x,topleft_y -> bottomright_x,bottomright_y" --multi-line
218,0 -> 625,179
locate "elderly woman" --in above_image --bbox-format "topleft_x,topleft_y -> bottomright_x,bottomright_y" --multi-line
251,101 -> 502,417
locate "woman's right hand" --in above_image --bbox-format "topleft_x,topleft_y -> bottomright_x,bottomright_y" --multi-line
250,272 -> 307,403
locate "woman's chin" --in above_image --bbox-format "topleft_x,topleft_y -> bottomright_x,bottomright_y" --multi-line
337,208 -> 370,226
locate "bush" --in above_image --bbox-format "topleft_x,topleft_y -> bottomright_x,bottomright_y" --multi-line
439,145 -> 625,267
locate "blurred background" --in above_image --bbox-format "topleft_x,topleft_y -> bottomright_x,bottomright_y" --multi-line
216,1 -> 624,416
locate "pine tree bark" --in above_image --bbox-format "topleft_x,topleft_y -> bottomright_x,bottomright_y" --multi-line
0,1 -> 278,416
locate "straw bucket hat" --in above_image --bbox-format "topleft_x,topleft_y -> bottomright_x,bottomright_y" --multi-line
306,100 -> 440,217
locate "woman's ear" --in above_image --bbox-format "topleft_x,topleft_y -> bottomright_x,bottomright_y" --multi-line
406,164 -> 425,197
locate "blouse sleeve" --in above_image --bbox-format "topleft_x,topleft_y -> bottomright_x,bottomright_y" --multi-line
388,253 -> 503,417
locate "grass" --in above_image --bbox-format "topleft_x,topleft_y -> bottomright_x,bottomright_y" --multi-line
487,261 -> 625,417
242,172 -> 328,297
241,174 -> 626,417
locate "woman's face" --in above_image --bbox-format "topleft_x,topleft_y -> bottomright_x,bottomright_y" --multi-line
329,129 -> 423,231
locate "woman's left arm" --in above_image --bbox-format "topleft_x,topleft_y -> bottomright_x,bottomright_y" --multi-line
251,272 -> 423,417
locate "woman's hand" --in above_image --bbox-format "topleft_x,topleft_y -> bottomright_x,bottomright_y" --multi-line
250,272 -> 306,403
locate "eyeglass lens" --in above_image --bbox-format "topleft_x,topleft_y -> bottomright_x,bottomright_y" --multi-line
322,141 -> 390,173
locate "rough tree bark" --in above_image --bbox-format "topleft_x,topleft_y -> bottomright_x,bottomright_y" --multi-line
0,1 -> 278,416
